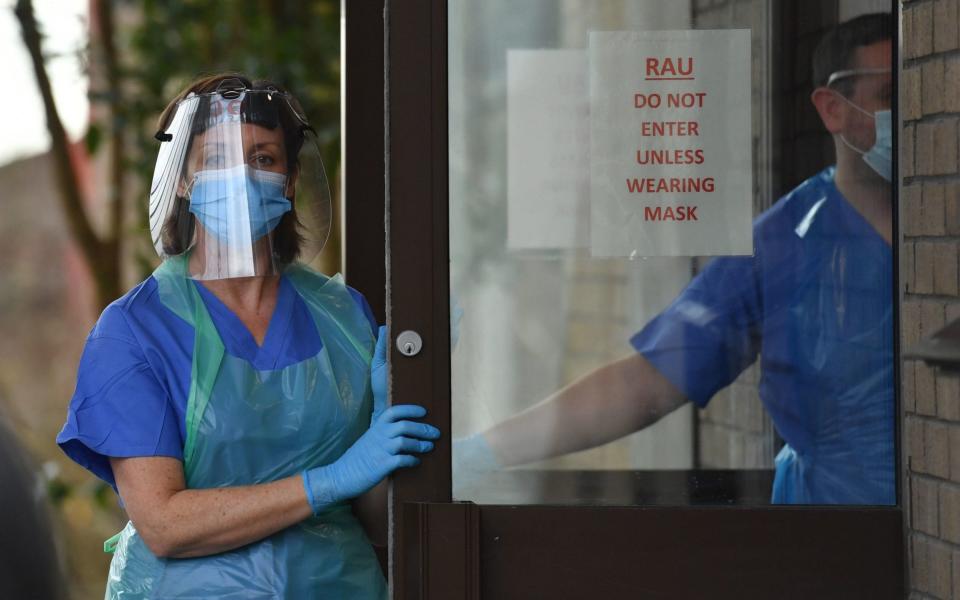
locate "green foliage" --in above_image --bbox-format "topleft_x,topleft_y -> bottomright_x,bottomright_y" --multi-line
46,475 -> 73,506
100,0 -> 341,275
45,475 -> 115,511
84,122 -> 103,155
92,480 -> 114,510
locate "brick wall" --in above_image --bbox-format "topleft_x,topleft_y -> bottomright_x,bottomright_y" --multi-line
902,0 -> 960,598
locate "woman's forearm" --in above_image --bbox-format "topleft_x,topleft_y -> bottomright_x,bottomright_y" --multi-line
154,475 -> 312,558
483,353 -> 687,467
110,457 -> 312,559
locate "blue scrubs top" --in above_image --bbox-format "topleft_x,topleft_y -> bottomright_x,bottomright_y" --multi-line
57,273 -> 378,493
631,168 -> 894,504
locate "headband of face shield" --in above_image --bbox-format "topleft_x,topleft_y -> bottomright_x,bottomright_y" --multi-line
148,82 -> 332,280
826,67 -> 892,182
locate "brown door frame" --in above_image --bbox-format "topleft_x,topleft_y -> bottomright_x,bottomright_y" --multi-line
344,0 -> 387,321
378,0 -> 905,597
382,0 -> 455,592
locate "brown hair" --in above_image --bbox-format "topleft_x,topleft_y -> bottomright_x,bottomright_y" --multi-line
813,13 -> 892,92
157,72 -> 309,266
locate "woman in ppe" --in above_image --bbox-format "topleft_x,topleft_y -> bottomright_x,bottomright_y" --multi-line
56,74 -> 439,598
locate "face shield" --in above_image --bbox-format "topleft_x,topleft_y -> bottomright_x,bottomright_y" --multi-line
149,80 -> 332,280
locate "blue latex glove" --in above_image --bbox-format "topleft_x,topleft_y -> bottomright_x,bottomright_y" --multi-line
371,326 -> 388,421
302,326 -> 440,513
452,432 -> 501,500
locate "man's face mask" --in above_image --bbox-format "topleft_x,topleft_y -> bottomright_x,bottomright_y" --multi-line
827,68 -> 893,182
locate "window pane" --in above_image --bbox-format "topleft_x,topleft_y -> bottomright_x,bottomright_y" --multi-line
450,1 -> 895,506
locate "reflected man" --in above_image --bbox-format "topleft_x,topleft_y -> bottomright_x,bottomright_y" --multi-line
459,13 -> 894,504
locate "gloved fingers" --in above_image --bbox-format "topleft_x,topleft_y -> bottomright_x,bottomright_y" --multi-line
378,404 -> 428,423
371,391 -> 385,423
387,420 -> 441,440
374,325 -> 388,367
371,326 -> 389,419
452,433 -> 501,473
389,436 -> 435,455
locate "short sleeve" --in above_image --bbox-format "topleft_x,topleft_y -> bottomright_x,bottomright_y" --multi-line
630,255 -> 762,408
347,287 -> 380,334
56,306 -> 183,492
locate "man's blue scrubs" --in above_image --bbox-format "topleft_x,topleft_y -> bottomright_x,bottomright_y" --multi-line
631,167 -> 894,504
56,274 -> 378,494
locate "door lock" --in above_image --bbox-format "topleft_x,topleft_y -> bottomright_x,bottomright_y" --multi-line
396,330 -> 423,357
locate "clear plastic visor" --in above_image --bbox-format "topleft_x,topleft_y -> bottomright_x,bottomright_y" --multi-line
149,90 -> 331,280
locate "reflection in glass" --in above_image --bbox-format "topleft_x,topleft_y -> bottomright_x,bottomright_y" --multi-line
449,1 -> 894,507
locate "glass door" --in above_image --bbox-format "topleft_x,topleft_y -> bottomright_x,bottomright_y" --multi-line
449,0 -> 776,508
382,0 -> 904,597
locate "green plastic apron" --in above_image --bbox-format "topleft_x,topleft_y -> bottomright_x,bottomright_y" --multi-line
102,257 -> 386,599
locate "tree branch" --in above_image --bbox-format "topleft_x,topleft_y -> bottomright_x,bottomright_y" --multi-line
15,0 -> 119,309
93,0 -> 124,250
14,0 -> 104,264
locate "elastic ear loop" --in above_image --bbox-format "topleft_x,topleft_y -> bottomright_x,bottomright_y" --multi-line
829,91 -> 877,156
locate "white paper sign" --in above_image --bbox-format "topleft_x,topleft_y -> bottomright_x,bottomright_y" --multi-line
589,30 -> 753,257
507,50 -> 589,249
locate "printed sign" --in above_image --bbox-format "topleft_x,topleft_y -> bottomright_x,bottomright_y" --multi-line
589,30 -> 753,257
507,50 -> 589,250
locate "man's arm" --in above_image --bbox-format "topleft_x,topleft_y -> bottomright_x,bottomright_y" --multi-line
482,353 -> 689,467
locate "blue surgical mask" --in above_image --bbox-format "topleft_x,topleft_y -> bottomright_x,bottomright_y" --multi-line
861,109 -> 892,182
836,95 -> 892,182
188,165 -> 292,243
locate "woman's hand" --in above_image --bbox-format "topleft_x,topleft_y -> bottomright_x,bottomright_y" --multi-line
111,328 -> 440,558
302,327 -> 440,513
371,325 -> 388,420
